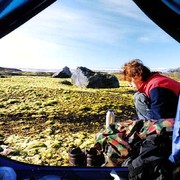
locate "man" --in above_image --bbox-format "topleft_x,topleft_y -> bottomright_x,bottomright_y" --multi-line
121,59 -> 180,120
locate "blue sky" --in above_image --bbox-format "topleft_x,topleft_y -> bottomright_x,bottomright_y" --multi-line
0,0 -> 179,71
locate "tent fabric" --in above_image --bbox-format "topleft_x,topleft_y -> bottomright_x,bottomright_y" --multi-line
169,94 -> 180,164
0,0 -> 56,38
0,0 -> 28,18
133,0 -> 180,42
0,0 -> 179,42
161,0 -> 180,14
0,0 -> 13,14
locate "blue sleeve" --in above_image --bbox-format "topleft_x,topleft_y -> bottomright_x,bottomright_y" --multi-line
147,87 -> 178,119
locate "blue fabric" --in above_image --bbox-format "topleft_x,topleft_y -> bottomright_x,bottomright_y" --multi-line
0,0 -> 28,18
162,0 -> 180,14
40,175 -> 61,180
169,94 -> 180,164
149,87 -> 178,119
134,92 -> 151,120
134,88 -> 178,120
0,167 -> 16,180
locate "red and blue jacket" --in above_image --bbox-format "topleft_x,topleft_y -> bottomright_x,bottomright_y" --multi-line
138,73 -> 180,119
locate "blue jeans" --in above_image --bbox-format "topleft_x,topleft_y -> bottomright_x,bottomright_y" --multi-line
134,92 -> 151,120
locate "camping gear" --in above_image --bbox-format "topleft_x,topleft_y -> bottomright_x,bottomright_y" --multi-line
95,119 -> 174,165
127,130 -> 173,180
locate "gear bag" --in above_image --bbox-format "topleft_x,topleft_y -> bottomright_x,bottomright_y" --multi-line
127,128 -> 173,180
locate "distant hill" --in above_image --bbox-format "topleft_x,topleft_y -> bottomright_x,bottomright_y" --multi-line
0,67 -> 22,72
168,67 -> 180,73
0,66 -> 179,79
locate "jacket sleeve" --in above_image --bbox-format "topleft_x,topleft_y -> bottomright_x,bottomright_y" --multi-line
147,87 -> 178,119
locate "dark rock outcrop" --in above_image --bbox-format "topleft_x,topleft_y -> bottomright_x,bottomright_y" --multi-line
71,67 -> 120,88
0,67 -> 21,72
52,66 -> 72,78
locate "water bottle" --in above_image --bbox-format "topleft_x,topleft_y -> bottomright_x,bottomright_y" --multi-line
106,109 -> 115,129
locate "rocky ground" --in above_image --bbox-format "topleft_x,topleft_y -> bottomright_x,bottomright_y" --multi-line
0,117 -> 105,166
0,76 -> 135,166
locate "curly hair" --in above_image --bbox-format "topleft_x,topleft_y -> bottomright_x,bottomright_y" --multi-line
121,59 -> 151,82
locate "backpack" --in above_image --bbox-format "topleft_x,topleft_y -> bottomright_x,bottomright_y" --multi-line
126,128 -> 173,180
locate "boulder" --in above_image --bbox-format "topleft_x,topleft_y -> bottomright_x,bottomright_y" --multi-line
71,67 -> 120,88
52,66 -> 72,78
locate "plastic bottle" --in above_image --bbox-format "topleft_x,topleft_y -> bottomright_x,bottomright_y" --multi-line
106,109 -> 115,129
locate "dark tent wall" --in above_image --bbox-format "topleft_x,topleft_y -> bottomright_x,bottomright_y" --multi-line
133,0 -> 180,43
0,0 -> 56,39
0,0 -> 179,42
